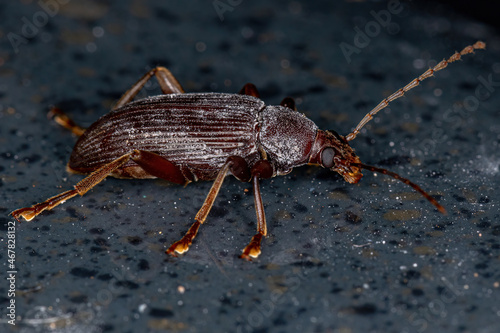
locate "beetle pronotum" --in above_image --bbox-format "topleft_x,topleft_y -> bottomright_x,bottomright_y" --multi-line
12,41 -> 485,259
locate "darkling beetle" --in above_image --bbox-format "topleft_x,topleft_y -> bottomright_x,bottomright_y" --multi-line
12,41 -> 485,260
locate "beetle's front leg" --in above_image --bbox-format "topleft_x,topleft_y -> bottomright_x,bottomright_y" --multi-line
166,156 -> 250,256
240,160 -> 274,260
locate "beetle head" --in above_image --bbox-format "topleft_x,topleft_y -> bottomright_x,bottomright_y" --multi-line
308,129 -> 363,184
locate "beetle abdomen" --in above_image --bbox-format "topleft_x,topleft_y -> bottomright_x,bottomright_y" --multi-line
69,93 -> 264,180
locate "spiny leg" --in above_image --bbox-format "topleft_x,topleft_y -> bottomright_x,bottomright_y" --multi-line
114,66 -> 185,110
240,160 -> 274,260
11,153 -> 133,222
48,107 -> 86,136
12,148 -> 194,221
346,41 -> 486,141
166,156 -> 251,256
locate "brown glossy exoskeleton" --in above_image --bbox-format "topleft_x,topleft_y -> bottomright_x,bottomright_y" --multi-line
12,41 -> 485,260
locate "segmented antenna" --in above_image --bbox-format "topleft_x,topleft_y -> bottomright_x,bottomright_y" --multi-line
346,41 -> 486,142
351,162 -> 446,214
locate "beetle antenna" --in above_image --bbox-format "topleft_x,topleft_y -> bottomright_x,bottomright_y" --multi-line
351,162 -> 446,215
346,41 -> 486,142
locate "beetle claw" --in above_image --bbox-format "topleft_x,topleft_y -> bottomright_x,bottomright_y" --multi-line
240,234 -> 263,260
166,220 -> 201,256
11,207 -> 37,222
166,240 -> 191,256
165,246 -> 179,257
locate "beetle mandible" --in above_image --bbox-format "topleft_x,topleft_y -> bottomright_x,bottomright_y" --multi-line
12,41 -> 485,260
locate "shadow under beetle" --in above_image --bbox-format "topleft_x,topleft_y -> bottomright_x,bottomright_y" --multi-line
12,41 -> 485,260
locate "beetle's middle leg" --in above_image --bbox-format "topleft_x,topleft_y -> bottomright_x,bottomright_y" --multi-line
166,156 -> 251,256
113,67 -> 185,110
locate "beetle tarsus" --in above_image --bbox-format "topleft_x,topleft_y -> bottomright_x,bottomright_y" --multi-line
11,207 -> 35,222
240,234 -> 263,260
48,107 -> 86,136
166,220 -> 201,255
11,189 -> 79,222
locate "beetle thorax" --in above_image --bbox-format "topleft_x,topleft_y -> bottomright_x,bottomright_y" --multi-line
258,105 -> 318,176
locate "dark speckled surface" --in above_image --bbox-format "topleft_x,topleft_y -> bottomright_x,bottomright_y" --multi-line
1,1 -> 500,332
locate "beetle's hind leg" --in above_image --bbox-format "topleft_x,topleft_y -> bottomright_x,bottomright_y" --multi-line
166,156 -> 251,256
48,107 -> 86,136
11,153 -> 133,222
114,67 -> 185,110
12,150 -> 191,222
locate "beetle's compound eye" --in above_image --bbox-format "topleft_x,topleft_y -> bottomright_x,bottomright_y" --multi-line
321,147 -> 335,168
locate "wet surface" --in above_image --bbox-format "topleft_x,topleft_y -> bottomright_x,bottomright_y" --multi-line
1,1 -> 500,332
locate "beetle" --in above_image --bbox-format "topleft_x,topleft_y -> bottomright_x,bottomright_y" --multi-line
12,41 -> 485,260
